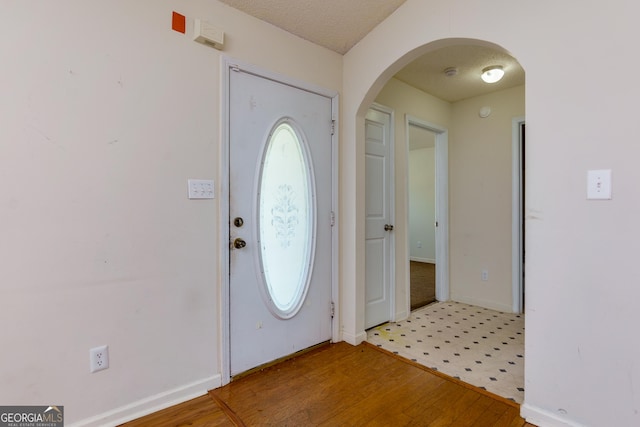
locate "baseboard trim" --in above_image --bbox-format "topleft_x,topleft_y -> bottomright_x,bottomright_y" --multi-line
451,295 -> 513,313
394,309 -> 409,322
521,403 -> 585,427
410,257 -> 435,264
342,329 -> 367,345
69,375 -> 221,427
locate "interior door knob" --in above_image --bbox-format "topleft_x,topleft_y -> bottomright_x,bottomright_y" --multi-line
233,238 -> 247,249
384,224 -> 394,231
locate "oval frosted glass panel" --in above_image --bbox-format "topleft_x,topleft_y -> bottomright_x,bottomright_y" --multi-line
258,121 -> 315,318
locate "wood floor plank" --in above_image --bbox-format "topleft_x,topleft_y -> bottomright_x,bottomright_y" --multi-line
495,411 -> 517,427
328,349 -> 443,424
427,388 -> 483,427
488,405 -> 528,427
119,395 -> 234,427
123,342 -> 534,427
470,399 -> 512,427
402,381 -> 460,424
318,370 -> 436,425
448,394 -> 497,426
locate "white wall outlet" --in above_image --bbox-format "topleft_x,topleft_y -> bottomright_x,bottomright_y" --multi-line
188,179 -> 215,199
89,345 -> 109,373
417,241 -> 422,248
481,270 -> 489,281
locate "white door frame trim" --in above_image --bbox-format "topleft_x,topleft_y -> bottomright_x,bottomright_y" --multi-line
405,115 -> 449,306
511,116 -> 525,314
366,103 -> 396,324
220,56 -> 339,385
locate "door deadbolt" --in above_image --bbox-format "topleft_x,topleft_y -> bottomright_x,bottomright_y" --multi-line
233,238 -> 247,249
233,217 -> 244,227
384,224 -> 394,231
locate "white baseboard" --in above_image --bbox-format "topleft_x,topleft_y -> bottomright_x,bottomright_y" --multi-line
521,403 -> 585,427
451,295 -> 513,313
394,310 -> 409,322
69,375 -> 221,427
342,329 -> 367,345
409,257 -> 435,264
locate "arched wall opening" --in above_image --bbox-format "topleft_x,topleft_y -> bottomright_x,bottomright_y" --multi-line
340,37 -> 525,344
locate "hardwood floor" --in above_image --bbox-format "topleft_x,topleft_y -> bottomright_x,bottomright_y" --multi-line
122,342 -> 535,426
410,261 -> 436,310
121,395 -> 234,427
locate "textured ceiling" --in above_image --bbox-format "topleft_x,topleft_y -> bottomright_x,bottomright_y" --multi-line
218,0 -> 407,54
219,0 -> 525,102
394,44 -> 525,102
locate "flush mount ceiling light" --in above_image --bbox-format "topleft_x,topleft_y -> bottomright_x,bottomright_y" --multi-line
481,65 -> 504,83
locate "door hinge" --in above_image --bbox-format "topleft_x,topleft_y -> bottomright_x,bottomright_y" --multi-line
330,211 -> 335,227
435,221 -> 439,227
330,301 -> 335,318
331,120 -> 336,136
230,64 -> 240,72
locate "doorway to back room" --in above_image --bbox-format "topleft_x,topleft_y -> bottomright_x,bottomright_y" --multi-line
408,122 -> 437,310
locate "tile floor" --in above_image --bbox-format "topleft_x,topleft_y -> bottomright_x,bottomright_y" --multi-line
366,301 -> 525,403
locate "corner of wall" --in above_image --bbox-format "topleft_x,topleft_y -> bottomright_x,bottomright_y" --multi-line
342,330 -> 367,346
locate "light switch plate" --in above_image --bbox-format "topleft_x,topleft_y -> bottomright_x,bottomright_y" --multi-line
587,169 -> 612,200
188,179 -> 215,199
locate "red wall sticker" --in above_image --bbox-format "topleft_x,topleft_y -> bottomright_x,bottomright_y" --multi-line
172,12 -> 186,34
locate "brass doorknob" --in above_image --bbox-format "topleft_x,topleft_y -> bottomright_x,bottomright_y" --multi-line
384,224 -> 394,231
233,238 -> 247,249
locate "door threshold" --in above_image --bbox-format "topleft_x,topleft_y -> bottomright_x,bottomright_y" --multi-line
231,340 -> 331,381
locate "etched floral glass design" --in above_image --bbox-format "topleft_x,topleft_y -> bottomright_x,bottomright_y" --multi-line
258,120 -> 315,318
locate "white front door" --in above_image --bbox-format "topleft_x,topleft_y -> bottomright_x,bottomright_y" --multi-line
364,105 -> 394,329
228,66 -> 334,376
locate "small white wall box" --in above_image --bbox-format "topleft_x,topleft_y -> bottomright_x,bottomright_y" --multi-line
193,19 -> 224,50
587,169 -> 612,200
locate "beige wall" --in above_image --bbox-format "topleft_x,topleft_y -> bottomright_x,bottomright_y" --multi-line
0,1 -> 341,425
5,0 -> 640,426
409,144 -> 436,263
449,86 -> 525,312
343,1 -> 640,426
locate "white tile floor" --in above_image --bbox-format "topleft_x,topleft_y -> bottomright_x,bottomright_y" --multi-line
366,301 -> 525,403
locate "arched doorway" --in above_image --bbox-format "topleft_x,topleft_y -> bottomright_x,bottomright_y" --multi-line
341,36 -> 525,339
344,38 -> 526,401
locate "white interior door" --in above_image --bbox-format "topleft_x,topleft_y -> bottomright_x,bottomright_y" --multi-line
365,105 -> 394,329
229,67 -> 333,376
